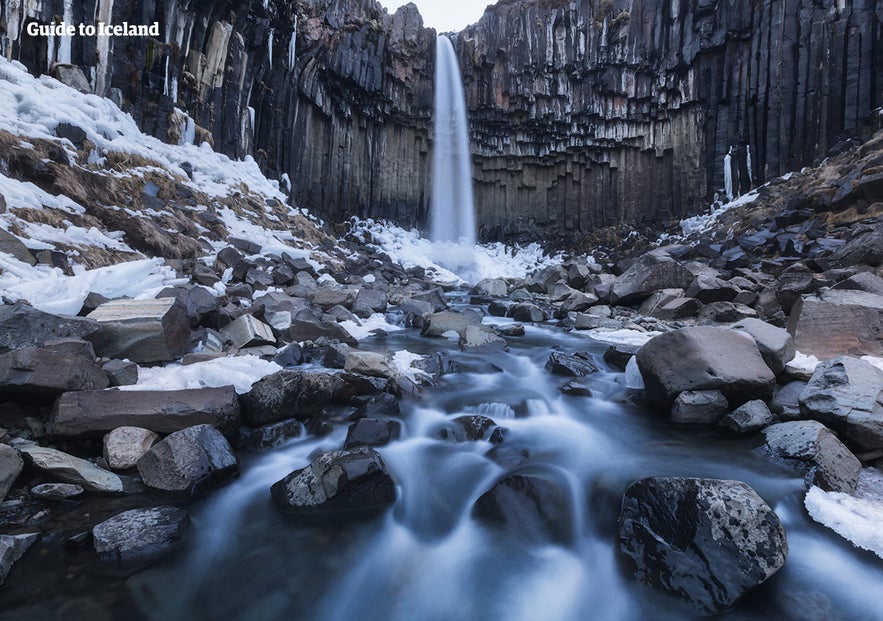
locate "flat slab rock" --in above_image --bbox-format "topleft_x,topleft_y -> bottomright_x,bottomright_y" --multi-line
618,477 -> 787,615
788,289 -> 883,358
16,442 -> 123,493
92,506 -> 190,561
0,347 -> 109,398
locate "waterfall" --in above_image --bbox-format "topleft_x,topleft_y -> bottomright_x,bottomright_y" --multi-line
723,149 -> 734,202
746,144 -> 753,186
430,35 -> 475,244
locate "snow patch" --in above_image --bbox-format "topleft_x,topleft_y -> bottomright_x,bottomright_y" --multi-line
393,350 -> 429,382
585,329 -> 659,348
805,468 -> 883,560
678,191 -> 759,237
789,351 -> 820,373
121,355 -> 282,394
339,313 -> 403,341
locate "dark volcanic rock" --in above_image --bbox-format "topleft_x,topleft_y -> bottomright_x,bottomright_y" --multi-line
239,370 -> 338,426
0,348 -> 109,399
137,425 -> 239,494
88,298 -> 191,364
618,477 -> 787,615
270,447 -> 396,520
0,533 -> 38,586
287,318 -> 358,347
787,289 -> 883,358
245,419 -> 306,450
609,254 -> 695,305
0,302 -> 99,354
545,352 -> 599,377
0,444 -> 23,502
730,318 -> 796,376
720,400 -> 776,434
92,506 -> 190,561
670,390 -> 728,425
344,418 -> 401,449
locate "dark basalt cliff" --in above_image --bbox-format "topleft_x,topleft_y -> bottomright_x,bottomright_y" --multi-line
1,0 -> 881,242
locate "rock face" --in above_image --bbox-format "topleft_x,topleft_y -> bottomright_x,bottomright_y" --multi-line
270,447 -> 396,520
50,386 -> 241,436
788,290 -> 883,358
92,506 -> 190,561
618,477 -> 787,615
6,0 -> 878,240
88,299 -> 191,363
137,425 -> 239,494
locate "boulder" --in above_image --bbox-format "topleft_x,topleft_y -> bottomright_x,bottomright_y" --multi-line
832,271 -> 883,296
730,318 -> 796,375
670,390 -> 728,425
103,427 -> 160,470
473,471 -> 573,545
459,325 -> 508,352
92,506 -> 190,561
221,314 -> 276,349
609,253 -> 695,305
352,288 -> 388,318
29,483 -> 84,500
287,318 -> 358,346
102,359 -> 138,386
545,352 -> 599,377
697,301 -> 757,323
720,400 -> 776,434
137,425 -> 239,494
636,327 -> 775,410
559,291 -> 599,314
652,297 -> 703,320
421,311 -> 479,337
0,444 -> 23,501
508,303 -> 546,323
343,418 -> 402,449
0,348 -> 109,399
686,274 -> 740,303
239,370 -> 338,425
760,421 -> 861,493
244,419 -> 305,450
618,477 -> 787,614
799,356 -> 883,451
0,302 -> 99,354
344,351 -> 398,379
50,386 -> 240,436
311,286 -> 356,310
16,442 -> 123,493
88,298 -> 191,363
0,229 -> 36,265
787,289 -> 883,358
449,415 -> 499,442
0,533 -> 38,586
270,447 -> 396,520
472,278 -> 508,297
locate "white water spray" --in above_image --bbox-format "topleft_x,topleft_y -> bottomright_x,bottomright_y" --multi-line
430,36 -> 475,244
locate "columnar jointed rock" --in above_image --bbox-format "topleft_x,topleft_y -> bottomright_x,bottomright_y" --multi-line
88,298 -> 191,363
16,442 -> 124,493
270,447 -> 396,520
50,386 -> 241,436
0,444 -> 23,501
137,425 -> 239,494
760,421 -> 862,493
92,506 -> 190,561
636,327 -> 776,410
0,348 -> 109,398
787,290 -> 883,358
618,477 -> 788,615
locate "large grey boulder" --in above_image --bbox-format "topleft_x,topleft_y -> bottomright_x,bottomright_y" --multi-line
0,444 -> 23,501
787,289 -> 883,358
0,301 -> 100,354
0,533 -> 38,585
760,420 -> 861,493
799,356 -> 883,451
16,442 -> 123,493
0,348 -> 109,398
618,477 -> 787,615
636,326 -> 776,410
103,427 -> 160,470
609,253 -> 695,305
50,386 -> 240,436
92,506 -> 190,561
471,278 -> 508,297
730,318 -> 796,375
239,370 -> 337,425
137,424 -> 239,494
270,446 -> 396,520
88,298 -> 191,363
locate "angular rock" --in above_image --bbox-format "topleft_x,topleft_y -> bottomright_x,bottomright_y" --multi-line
473,471 -> 573,545
221,314 -> 276,349
343,418 -> 401,449
88,298 -> 191,363
636,326 -> 776,410
799,356 -> 883,451
472,278 -> 508,297
92,506 -> 190,561
652,297 -> 703,320
102,359 -> 139,386
618,477 -> 787,614
787,289 -> 883,358
287,318 -> 358,346
0,444 -> 23,501
832,271 -> 883,296
720,400 -> 776,434
352,288 -> 388,318
459,325 -> 508,352
103,427 -> 160,470
603,343 -> 641,370
559,290 -> 599,314
245,419 -> 305,450
344,351 -> 398,379
50,386 -> 240,436
312,286 -> 356,310
670,390 -> 728,425
545,351 -> 599,377
0,229 -> 35,265
137,425 -> 239,494
239,370 -> 338,425
0,348 -> 109,399
761,421 -> 861,493
697,301 -> 757,323
730,318 -> 796,375
508,303 -> 546,323
0,302 -> 100,354
609,253 -> 695,305
0,533 -> 38,586
421,310 -> 480,337
30,483 -> 84,500
270,447 -> 396,520
17,442 -> 123,493
686,274 -> 740,303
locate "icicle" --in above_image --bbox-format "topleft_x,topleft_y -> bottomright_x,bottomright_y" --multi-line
288,17 -> 297,70
267,28 -> 274,69
248,106 -> 256,130
281,173 -> 291,194
57,0 -> 73,64
746,144 -> 753,186
94,0 -> 115,94
163,56 -> 170,96
723,149 -> 734,202
170,74 -> 178,103
182,116 -> 196,146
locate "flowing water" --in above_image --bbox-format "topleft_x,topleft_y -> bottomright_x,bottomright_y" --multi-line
3,296 -> 883,621
430,35 -> 475,245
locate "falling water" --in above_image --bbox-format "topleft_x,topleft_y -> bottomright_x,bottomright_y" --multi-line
431,35 -> 475,244
723,148 -> 734,202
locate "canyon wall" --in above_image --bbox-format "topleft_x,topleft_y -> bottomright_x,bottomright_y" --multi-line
1,0 -> 881,242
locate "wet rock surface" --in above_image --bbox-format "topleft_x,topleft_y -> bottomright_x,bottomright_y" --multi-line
92,506 -> 190,561
137,425 -> 239,494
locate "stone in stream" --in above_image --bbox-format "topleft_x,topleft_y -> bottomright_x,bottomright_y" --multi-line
473,471 -> 574,545
239,370 -> 339,425
29,483 -> 84,500
0,301 -> 100,354
221,314 -> 276,349
636,326 -> 775,410
49,386 -> 240,436
421,310 -> 480,337
471,278 -> 508,297
270,447 -> 396,520
618,477 -> 787,615
508,303 -> 546,323
0,444 -> 23,501
760,420 -> 861,493
545,352 -> 599,377
87,298 -> 191,363
92,506 -> 190,561
436,415 -> 503,443
344,351 -> 398,379
16,442 -> 124,493
798,357 -> 883,451
244,419 -> 305,450
0,533 -> 39,586
720,400 -> 776,434
459,325 -> 508,352
103,427 -> 160,470
0,348 -> 109,399
787,289 -> 883,358
137,425 -> 239,494
669,390 -> 728,425
344,418 -> 401,449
